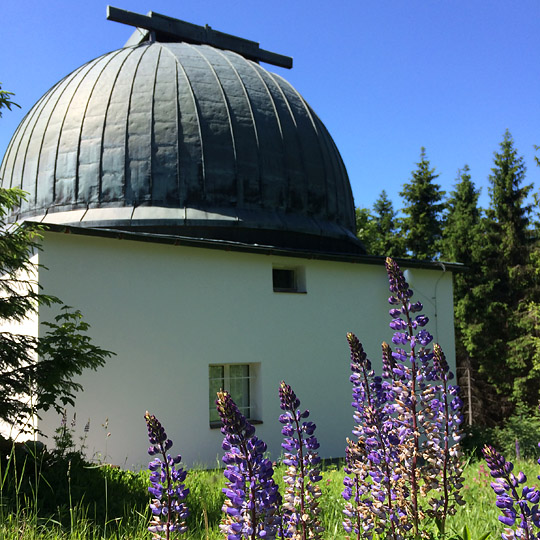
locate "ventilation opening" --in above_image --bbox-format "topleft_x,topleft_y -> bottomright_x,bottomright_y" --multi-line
272,266 -> 306,293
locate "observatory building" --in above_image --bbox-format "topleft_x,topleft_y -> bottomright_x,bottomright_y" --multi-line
0,8 -> 457,467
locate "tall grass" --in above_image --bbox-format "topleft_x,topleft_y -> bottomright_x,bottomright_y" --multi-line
1,454 -> 528,539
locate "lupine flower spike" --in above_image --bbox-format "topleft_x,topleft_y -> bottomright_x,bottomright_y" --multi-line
421,344 -> 464,528
385,258 -> 464,533
279,381 -> 323,540
216,390 -> 281,540
144,412 -> 189,540
483,444 -> 540,540
343,257 -> 464,539
343,333 -> 405,540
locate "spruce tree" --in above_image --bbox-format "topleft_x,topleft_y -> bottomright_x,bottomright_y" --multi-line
355,206 -> 377,254
501,135 -> 540,410
441,166 -> 481,266
370,190 -> 405,257
440,166 -> 485,424
487,130 -> 532,270
400,148 -> 445,260
468,131 -> 534,422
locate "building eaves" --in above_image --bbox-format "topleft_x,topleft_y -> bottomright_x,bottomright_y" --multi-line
34,222 -> 466,272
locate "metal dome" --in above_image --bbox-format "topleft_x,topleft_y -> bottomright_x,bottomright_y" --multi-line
0,25 -> 362,253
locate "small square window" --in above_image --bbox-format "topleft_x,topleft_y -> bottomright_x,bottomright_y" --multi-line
273,269 -> 295,291
209,363 -> 259,426
272,266 -> 306,293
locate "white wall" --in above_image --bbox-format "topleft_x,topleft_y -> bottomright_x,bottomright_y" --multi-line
35,231 -> 455,469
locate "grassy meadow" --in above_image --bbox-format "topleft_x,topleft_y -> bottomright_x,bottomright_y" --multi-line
1,455 -> 535,540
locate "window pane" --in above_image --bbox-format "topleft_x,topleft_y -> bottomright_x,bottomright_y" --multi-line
229,364 -> 249,379
209,364 -> 254,424
209,366 -> 224,422
229,365 -> 250,417
209,365 -> 224,381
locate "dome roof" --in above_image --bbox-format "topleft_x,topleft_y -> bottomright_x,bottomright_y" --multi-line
0,38 -> 362,253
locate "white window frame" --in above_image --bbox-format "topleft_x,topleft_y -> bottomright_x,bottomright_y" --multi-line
209,363 -> 260,426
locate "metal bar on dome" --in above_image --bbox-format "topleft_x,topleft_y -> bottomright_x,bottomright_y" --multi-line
106,6 -> 293,69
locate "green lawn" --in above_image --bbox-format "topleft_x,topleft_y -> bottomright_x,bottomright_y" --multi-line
1,459 -> 536,539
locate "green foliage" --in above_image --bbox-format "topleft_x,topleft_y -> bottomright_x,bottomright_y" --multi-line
354,206 -> 377,253
491,403 -> 540,460
0,188 -> 113,431
370,190 -> 405,257
448,525 -> 490,540
0,458 -> 531,539
507,300 -> 540,405
487,130 -> 532,267
183,468 -> 224,531
436,132 -> 540,425
465,132 -> 538,421
0,435 -> 149,528
0,83 -> 20,117
52,410 -> 78,458
441,166 -> 482,267
355,191 -> 405,256
460,425 -> 496,459
400,147 -> 446,260
440,167 -> 488,424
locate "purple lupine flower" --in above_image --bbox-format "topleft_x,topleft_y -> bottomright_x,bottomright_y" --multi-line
385,258 -> 413,305
421,344 -> 465,523
384,258 -> 466,533
144,412 -> 189,540
344,258 -> 465,539
381,342 -> 396,380
279,381 -> 323,540
483,445 -> 540,540
344,332 -> 406,540
216,391 -> 281,540
384,259 -> 427,536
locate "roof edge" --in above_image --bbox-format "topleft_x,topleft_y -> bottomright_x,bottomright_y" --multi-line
32,222 -> 466,272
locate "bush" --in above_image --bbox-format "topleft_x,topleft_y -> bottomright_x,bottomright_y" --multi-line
491,402 -> 540,460
0,434 -> 149,528
460,425 -> 496,459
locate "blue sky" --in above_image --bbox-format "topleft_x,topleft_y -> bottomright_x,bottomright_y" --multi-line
1,0 -> 539,213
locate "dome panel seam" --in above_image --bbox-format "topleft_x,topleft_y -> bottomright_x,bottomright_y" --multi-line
98,48 -> 134,204
187,44 -> 239,207
76,49 -> 126,207
123,44 -> 152,205
161,43 -> 206,202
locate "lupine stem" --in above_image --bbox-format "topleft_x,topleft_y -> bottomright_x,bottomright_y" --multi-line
291,411 -> 307,540
279,381 -> 322,540
402,284 -> 420,536
357,344 -> 397,540
353,474 -> 362,540
163,446 -> 172,540
239,438 -> 258,540
440,365 -> 450,531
